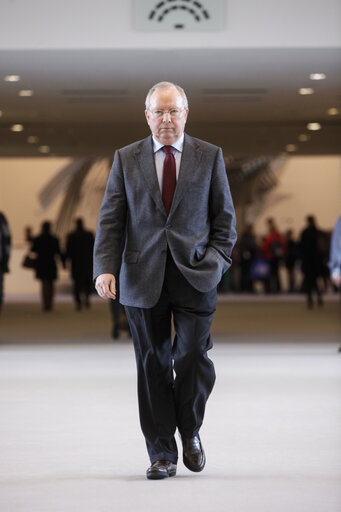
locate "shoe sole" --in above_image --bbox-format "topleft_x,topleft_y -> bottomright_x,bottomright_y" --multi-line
147,469 -> 176,480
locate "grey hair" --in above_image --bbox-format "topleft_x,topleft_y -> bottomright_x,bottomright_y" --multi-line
145,81 -> 189,110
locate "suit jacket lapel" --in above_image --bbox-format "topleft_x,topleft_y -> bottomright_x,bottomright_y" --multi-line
134,136 -> 166,216
134,133 -> 203,218
170,133 -> 202,216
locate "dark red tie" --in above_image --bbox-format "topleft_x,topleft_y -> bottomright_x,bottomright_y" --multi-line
162,145 -> 176,215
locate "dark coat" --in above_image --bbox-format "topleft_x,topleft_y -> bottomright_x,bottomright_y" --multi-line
0,212 -> 11,273
66,228 -> 94,281
299,226 -> 323,278
31,233 -> 61,280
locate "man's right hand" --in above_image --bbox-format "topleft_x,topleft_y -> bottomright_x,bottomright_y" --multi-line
95,273 -> 116,300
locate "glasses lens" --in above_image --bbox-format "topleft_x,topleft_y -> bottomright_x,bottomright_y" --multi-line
151,109 -> 182,118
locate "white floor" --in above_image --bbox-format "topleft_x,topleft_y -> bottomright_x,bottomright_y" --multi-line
0,341 -> 340,512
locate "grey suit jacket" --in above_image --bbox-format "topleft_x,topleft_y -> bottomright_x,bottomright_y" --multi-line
93,133 -> 237,308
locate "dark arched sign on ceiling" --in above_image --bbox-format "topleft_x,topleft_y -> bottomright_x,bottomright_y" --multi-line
134,0 -> 225,31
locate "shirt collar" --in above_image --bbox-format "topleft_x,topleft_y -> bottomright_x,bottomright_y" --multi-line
152,133 -> 184,154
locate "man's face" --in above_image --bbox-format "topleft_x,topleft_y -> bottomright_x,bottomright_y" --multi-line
145,87 -> 189,145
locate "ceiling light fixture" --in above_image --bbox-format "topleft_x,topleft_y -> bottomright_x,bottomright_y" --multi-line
307,122 -> 321,131
38,145 -> 50,153
11,124 -> 24,132
298,88 -> 314,95
297,134 -> 310,142
19,90 -> 34,97
285,144 -> 297,152
327,107 -> 339,116
4,75 -> 20,82
27,136 -> 39,144
309,73 -> 326,80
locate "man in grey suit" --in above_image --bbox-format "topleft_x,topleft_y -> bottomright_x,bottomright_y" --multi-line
94,81 -> 237,479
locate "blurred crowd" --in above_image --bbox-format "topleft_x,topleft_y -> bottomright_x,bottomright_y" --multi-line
21,217 -> 130,338
226,215 -> 332,308
24,218 -> 94,312
0,211 -> 339,325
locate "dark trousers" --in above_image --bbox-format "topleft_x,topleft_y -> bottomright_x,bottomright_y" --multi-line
303,273 -> 322,307
73,277 -> 91,307
41,279 -> 54,311
125,252 -> 217,464
0,271 -> 4,311
266,259 -> 281,293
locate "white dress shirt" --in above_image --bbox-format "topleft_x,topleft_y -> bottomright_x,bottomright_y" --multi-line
152,134 -> 184,192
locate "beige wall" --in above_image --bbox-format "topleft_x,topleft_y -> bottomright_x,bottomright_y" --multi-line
0,158 -> 71,244
0,158 -> 70,296
0,155 -> 340,296
252,156 -> 341,237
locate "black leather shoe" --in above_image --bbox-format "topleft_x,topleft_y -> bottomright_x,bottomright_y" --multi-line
182,435 -> 206,472
146,460 -> 177,480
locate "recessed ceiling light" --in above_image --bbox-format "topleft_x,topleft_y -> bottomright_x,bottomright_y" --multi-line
309,73 -> 326,80
11,124 -> 24,132
38,145 -> 50,153
298,134 -> 310,142
19,90 -> 34,97
327,107 -> 339,116
307,122 -> 321,131
4,75 -> 20,82
285,144 -> 298,152
27,136 -> 39,144
298,88 -> 314,95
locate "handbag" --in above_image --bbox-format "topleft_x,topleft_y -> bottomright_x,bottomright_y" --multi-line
22,252 -> 37,270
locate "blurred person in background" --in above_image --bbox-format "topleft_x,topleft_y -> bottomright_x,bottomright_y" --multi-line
0,211 -> 11,314
261,218 -> 286,293
299,215 -> 324,309
329,216 -> 341,352
316,227 -> 331,292
284,229 -> 299,293
29,221 -> 63,311
250,239 -> 271,293
65,218 -> 94,311
238,224 -> 257,292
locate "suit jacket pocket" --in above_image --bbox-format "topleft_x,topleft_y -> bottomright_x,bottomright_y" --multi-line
124,251 -> 139,264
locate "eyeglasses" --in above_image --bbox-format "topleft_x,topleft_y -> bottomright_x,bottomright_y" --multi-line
148,109 -> 185,119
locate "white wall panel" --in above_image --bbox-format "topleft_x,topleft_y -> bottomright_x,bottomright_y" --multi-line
0,0 -> 340,50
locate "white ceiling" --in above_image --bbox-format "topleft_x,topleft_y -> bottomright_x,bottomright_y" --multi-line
0,47 -> 340,157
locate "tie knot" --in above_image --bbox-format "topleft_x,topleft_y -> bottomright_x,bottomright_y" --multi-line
162,145 -> 173,155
